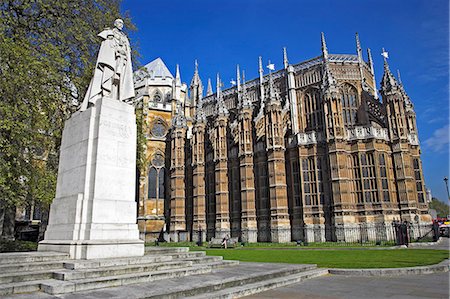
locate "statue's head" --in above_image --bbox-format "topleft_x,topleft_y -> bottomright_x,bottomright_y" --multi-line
114,19 -> 124,30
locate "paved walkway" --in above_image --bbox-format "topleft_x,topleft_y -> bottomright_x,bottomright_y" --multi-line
246,272 -> 450,299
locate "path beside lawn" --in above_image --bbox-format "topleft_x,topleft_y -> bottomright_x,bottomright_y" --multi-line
198,248 -> 449,268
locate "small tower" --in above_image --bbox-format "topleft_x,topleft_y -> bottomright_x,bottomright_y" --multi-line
213,73 -> 230,239
263,61 -> 291,242
190,60 -> 203,117
169,100 -> 187,242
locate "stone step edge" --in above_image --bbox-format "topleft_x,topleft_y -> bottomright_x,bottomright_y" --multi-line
0,280 -> 43,296
63,255 -> 173,270
123,264 -> 318,299
0,269 -> 62,284
329,259 -> 450,276
188,268 -> 329,299
0,253 -> 70,265
0,261 -> 65,273
41,265 -> 213,295
144,247 -> 190,253
54,260 -> 195,280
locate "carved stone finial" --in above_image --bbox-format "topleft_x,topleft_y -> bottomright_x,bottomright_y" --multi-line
321,32 -> 329,60
283,47 -> 289,69
207,78 -> 213,96
172,100 -> 187,128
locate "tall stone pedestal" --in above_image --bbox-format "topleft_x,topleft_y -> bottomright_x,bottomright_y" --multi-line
38,98 -> 144,259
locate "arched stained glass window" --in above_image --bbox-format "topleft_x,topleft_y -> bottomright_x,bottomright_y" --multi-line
158,168 -> 165,199
340,84 -> 358,127
148,167 -> 157,199
153,90 -> 162,102
304,89 -> 323,131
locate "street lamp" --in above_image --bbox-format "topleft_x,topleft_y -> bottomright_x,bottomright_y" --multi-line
444,177 -> 450,201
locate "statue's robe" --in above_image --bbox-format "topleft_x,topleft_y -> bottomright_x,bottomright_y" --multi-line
80,28 -> 135,111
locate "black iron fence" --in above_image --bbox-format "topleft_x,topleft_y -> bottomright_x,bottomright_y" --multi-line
298,222 -> 437,247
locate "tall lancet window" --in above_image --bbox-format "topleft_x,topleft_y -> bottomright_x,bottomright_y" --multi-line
413,158 -> 424,203
148,167 -> 157,199
304,88 -> 323,131
340,84 -> 358,126
147,153 -> 165,201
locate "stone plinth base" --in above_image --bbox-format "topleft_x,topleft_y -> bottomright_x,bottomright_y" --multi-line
271,227 -> 291,243
38,98 -> 143,259
38,239 -> 144,260
241,228 -> 258,243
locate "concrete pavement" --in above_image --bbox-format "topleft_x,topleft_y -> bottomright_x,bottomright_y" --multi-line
246,272 -> 450,299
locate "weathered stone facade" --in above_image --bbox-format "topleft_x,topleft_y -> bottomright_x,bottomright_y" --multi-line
134,34 -> 430,243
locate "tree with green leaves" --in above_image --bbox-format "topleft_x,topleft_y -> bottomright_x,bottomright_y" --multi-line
429,198 -> 450,218
0,0 -> 137,239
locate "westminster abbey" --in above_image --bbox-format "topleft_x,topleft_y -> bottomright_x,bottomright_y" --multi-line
132,33 -> 431,243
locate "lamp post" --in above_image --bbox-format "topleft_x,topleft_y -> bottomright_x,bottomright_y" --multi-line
444,177 -> 450,202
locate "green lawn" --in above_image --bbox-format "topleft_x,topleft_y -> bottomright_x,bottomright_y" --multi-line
201,248 -> 449,268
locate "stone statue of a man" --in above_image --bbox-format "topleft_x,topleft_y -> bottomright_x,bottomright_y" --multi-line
80,19 -> 135,111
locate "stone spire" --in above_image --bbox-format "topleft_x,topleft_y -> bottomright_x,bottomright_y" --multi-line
321,33 -> 338,97
207,78 -> 213,96
175,64 -> 181,87
267,60 -> 277,102
172,100 -> 187,128
397,69 -> 403,86
190,60 -> 203,109
367,48 -> 378,99
241,70 -> 252,109
283,47 -> 289,69
355,32 -> 363,62
258,56 -> 265,103
190,60 -> 202,87
236,64 -> 241,92
216,73 -> 229,117
195,97 -> 207,124
380,48 -> 400,93
321,32 -> 329,60
355,33 -> 368,92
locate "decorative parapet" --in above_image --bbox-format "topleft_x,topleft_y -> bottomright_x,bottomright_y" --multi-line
297,131 -> 323,145
408,133 -> 419,146
346,126 -> 389,142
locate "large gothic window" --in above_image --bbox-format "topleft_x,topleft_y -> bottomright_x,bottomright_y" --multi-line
379,153 -> 390,202
413,158 -> 424,203
148,167 -> 157,199
352,153 -> 379,203
340,84 -> 358,127
151,119 -> 167,138
153,90 -> 163,102
361,153 -> 378,203
147,154 -> 166,200
352,154 -> 363,203
304,89 -> 323,131
302,157 -> 318,206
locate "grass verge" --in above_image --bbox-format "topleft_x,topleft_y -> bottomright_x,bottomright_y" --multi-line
0,239 -> 38,253
201,248 -> 449,268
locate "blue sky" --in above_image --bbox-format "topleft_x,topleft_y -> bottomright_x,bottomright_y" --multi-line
122,0 -> 449,202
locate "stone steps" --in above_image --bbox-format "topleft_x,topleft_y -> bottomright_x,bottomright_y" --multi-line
63,254 -> 173,270
0,247 -> 239,296
41,265 -> 214,294
0,260 -> 64,273
145,246 -> 190,254
0,252 -> 69,265
53,260 -> 194,280
104,264 -> 323,299
0,269 -> 58,284
188,268 -> 329,298
0,280 -> 42,296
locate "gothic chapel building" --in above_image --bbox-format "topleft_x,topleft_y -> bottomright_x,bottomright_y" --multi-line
133,33 -> 430,243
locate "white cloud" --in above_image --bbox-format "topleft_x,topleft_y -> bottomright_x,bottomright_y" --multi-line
424,125 -> 450,152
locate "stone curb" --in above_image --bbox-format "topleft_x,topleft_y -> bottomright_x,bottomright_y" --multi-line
328,259 -> 449,276
407,237 -> 445,248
